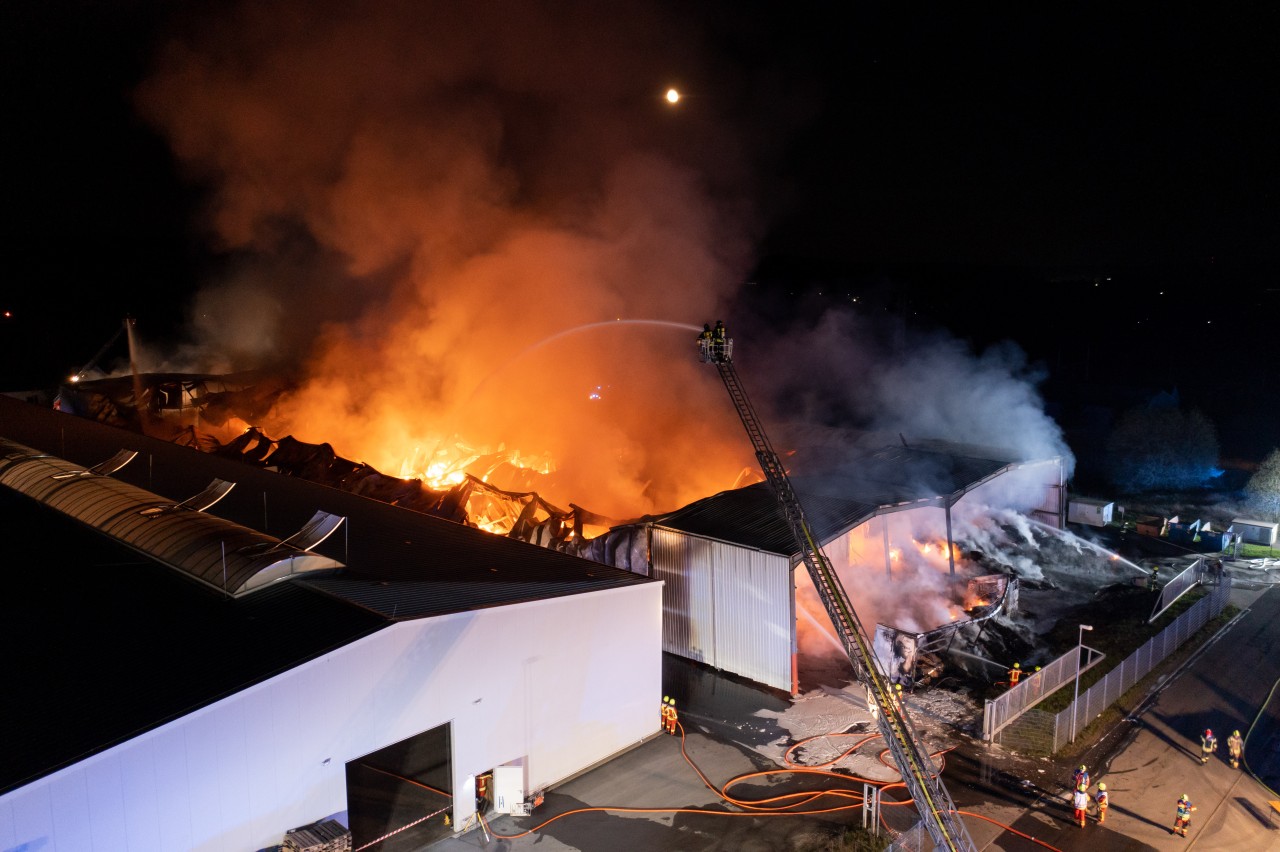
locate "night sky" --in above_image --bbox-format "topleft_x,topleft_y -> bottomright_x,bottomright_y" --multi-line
3,2 -> 1276,475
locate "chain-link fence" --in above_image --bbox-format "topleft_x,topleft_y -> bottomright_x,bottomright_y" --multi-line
1149,556 -> 1206,621
1050,575 -> 1232,751
988,575 -> 1232,754
983,644 -> 1104,741
995,707 -> 1057,753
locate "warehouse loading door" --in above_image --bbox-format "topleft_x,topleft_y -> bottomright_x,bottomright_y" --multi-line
346,722 -> 454,852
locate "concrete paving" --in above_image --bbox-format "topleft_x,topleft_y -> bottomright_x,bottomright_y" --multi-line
422,579 -> 1280,852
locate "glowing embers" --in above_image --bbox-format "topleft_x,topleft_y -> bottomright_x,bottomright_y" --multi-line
887,538 -> 962,571
912,537 -> 962,565
399,441 -> 555,492
394,440 -> 578,538
873,574 -> 1019,684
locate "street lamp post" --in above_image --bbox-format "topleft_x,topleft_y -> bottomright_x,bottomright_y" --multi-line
1072,624 -> 1094,743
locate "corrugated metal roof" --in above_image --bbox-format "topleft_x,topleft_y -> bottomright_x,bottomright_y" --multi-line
652,483 -> 878,555
0,484 -> 387,796
0,394 -> 660,795
0,396 -> 654,617
650,443 -> 1030,555
0,437 -> 343,596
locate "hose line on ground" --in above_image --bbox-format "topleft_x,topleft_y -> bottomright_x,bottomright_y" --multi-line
471,722 -> 1063,852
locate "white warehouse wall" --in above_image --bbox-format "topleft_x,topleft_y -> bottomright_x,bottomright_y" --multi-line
651,527 -> 794,693
0,583 -> 662,852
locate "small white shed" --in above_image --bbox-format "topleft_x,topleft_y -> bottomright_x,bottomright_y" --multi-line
1068,497 -> 1114,527
1230,518 -> 1279,546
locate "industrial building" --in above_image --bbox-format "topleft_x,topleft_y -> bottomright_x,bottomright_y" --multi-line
0,395 -> 661,852
0,378 -> 1066,850
585,442 -> 1065,694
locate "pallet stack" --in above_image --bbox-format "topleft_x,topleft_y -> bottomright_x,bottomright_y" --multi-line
281,818 -> 351,852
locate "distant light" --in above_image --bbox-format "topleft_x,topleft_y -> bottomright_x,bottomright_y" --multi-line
665,88 -> 681,104
2,310 -> 11,318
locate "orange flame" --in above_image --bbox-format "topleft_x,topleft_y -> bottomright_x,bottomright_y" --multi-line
399,440 -> 555,492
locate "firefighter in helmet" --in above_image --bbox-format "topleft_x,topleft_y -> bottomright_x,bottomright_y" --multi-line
1200,728 -> 1217,765
1094,782 -> 1108,824
1008,662 -> 1022,686
1227,729 -> 1244,769
1173,793 -> 1195,837
1071,786 -> 1089,828
697,323 -> 712,359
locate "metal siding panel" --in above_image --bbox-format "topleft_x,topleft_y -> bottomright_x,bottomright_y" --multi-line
712,543 -> 792,692
651,527 -> 792,692
651,527 -> 716,665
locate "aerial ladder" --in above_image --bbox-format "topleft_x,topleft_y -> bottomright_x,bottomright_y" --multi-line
697,329 -> 976,852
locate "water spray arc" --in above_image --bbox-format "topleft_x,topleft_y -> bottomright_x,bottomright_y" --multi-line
450,318 -> 702,426
694,328 -> 977,852
1029,517 -> 1148,574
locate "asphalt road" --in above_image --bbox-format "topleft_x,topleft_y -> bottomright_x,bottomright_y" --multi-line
948,582 -> 1280,851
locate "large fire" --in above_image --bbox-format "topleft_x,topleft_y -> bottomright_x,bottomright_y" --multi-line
399,441 -> 555,492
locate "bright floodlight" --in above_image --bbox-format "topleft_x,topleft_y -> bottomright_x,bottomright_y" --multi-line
665,88 -> 681,104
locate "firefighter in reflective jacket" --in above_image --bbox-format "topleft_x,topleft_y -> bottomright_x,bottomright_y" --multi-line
1008,662 -> 1022,686
661,695 -> 670,729
1071,787 -> 1089,827
1073,765 -> 1090,791
1094,783 -> 1108,823
712,320 -> 727,359
1173,794 -> 1195,837
661,697 -> 679,735
1227,729 -> 1243,769
1200,728 -> 1217,765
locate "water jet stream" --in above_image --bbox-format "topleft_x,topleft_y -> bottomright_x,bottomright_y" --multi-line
1029,518 -> 1148,574
452,318 -> 702,427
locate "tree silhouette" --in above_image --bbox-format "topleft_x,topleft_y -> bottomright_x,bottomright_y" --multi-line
1245,449 -> 1280,521
1104,406 -> 1220,493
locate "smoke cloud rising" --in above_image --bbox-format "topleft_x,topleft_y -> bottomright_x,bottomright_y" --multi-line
132,0 -> 1074,523
134,0 -> 782,517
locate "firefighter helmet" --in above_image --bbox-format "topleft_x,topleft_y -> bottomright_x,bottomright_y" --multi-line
1233,730 -> 1240,736
1098,783 -> 1106,791
1205,728 -> 1213,737
1079,765 -> 1086,771
1013,662 -> 1020,668
1180,794 -> 1189,802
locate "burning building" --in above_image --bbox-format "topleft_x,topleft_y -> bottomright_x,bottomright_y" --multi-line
46,370 -> 1070,697
578,440 -> 1065,694
0,393 -> 662,852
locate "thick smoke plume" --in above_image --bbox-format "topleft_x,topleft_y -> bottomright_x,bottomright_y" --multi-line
133,0 -> 1074,526
135,0 -> 773,517
749,307 -> 1075,481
